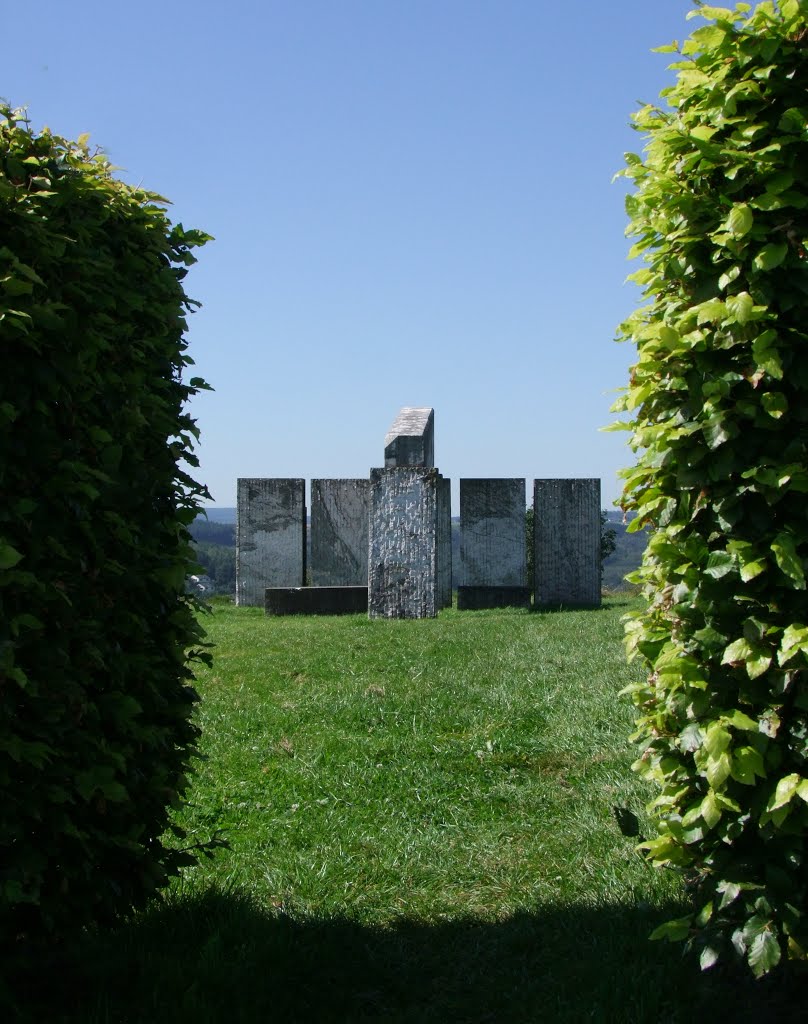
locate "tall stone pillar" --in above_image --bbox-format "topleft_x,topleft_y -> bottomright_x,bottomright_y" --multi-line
437,476 -> 452,609
368,467 -> 440,619
236,478 -> 306,606
310,479 -> 369,586
533,478 -> 601,608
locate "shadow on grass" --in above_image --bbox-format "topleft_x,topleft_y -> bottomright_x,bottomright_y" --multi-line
8,886 -> 805,1024
528,602 -> 630,615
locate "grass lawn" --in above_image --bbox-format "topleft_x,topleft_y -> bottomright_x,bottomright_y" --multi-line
10,599 -> 805,1022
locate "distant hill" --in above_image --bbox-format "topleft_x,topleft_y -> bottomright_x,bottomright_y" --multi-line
198,507 -> 236,524
601,511 -> 648,591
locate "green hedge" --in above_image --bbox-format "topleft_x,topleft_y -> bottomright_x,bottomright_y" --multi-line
615,2 -> 808,976
0,107 -> 212,940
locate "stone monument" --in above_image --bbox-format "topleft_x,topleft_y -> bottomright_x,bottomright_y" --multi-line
310,478 -> 369,586
369,407 -> 446,618
458,478 -> 530,609
368,467 -> 441,619
236,478 -> 306,606
232,409 -> 603,617
533,478 -> 601,608
437,475 -> 452,609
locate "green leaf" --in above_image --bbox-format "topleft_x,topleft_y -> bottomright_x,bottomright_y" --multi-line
778,108 -> 805,134
707,752 -> 732,788
687,6 -> 734,20
722,709 -> 757,731
686,24 -> 728,50
748,930 -> 781,978
719,881 -> 741,908
700,945 -> 720,970
765,171 -> 794,194
740,558 -> 767,581
718,265 -> 740,290
0,542 -> 23,569
722,638 -> 752,666
761,392 -> 788,419
780,0 -> 802,22
779,624 -> 808,665
701,791 -> 722,828
753,243 -> 788,271
772,533 -> 805,588
650,915 -> 692,942
702,416 -> 731,449
727,204 -> 753,238
767,773 -> 802,812
696,298 -> 727,324
100,781 -> 130,802
727,540 -> 766,580
702,722 -> 731,757
705,551 -> 734,578
725,291 -> 754,324
752,330 -> 783,380
600,420 -> 634,433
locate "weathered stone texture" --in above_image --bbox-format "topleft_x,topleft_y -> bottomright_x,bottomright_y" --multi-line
310,478 -> 369,586
460,479 -> 526,587
384,407 -> 435,469
368,467 -> 439,618
236,478 -> 306,606
437,476 -> 452,608
533,478 -> 601,608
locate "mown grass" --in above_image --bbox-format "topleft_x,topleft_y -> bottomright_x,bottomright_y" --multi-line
10,600 -> 805,1022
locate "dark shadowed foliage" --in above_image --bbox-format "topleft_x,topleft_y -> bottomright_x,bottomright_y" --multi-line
0,106 -> 212,943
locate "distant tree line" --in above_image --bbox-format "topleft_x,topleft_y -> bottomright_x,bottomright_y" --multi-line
189,520 -> 235,594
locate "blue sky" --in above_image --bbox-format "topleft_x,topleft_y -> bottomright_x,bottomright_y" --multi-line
6,0 -> 698,509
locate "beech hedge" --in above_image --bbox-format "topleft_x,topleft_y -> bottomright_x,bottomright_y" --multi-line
0,107 -> 212,939
614,1 -> 808,976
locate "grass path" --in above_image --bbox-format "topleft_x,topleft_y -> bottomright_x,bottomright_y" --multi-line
11,600 -> 804,1023
179,601 -> 669,922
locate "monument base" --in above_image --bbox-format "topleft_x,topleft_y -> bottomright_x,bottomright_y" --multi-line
265,586 -> 368,616
456,586 -> 532,611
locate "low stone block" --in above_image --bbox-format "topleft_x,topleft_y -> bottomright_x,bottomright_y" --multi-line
456,586 -> 532,611
265,586 -> 368,616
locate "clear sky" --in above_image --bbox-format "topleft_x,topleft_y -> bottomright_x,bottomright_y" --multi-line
6,0 -> 698,510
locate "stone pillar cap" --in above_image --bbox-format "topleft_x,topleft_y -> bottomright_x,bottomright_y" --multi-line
384,407 -> 434,468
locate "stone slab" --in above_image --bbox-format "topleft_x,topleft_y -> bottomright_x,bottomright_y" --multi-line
460,479 -> 526,587
456,586 -> 532,611
368,467 -> 439,619
533,478 -> 601,608
437,475 -> 452,608
265,586 -> 368,616
236,478 -> 306,606
310,478 -> 369,586
383,407 -> 435,469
